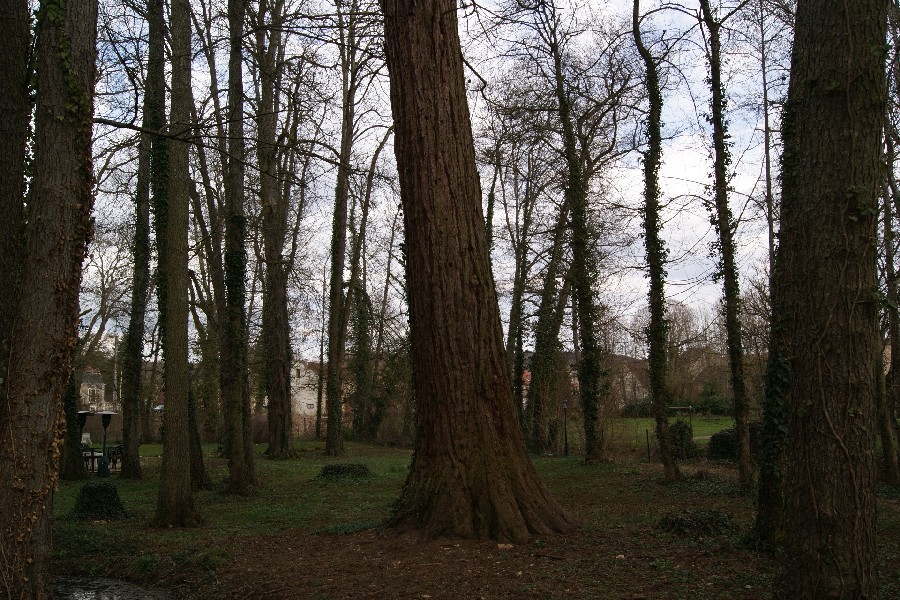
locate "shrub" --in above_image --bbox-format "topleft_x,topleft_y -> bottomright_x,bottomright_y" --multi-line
707,422 -> 763,462
671,419 -> 698,460
71,480 -> 128,520
694,395 -> 729,416
695,382 -> 731,415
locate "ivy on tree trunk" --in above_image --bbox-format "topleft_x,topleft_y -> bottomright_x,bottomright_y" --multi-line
633,0 -> 680,482
775,0 -> 887,595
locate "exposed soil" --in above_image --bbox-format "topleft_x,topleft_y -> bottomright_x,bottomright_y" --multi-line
206,525 -> 771,600
53,458 -> 900,600
167,465 -> 896,599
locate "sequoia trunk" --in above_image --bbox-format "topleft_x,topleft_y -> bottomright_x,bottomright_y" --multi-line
382,0 -> 575,542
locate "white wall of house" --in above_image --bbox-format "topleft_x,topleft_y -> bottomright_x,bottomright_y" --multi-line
291,361 -> 320,417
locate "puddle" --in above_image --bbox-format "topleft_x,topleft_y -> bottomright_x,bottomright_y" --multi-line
53,577 -> 171,599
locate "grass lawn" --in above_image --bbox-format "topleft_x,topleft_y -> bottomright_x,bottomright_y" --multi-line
607,416 -> 735,453
51,440 -> 900,599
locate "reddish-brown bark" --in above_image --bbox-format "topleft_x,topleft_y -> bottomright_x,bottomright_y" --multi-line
382,0 -> 575,543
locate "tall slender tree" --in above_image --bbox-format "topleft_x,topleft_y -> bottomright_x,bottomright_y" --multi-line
381,0 -> 575,542
0,0 -> 98,595
155,0 -> 199,527
883,122 -> 900,484
221,0 -> 256,491
120,0 -> 166,480
325,0 -> 383,456
254,0 -> 294,458
776,0 -> 887,595
633,0 -> 680,482
698,0 -> 752,490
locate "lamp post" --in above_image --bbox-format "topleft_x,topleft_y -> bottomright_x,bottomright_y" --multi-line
98,410 -> 117,456
563,399 -> 569,458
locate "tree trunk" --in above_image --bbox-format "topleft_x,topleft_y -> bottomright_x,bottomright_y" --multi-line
882,121 -> 900,485
221,0 -> 255,491
876,334 -> 900,484
59,369 -> 88,481
0,0 -> 97,595
526,204 -> 569,453
751,5 -> 780,520
543,5 -> 605,463
0,0 -> 29,380
324,31 -> 357,457
699,0 -> 752,490
121,0 -> 165,481
188,389 -> 209,489
506,256 -> 527,428
316,261 -> 327,440
255,0 -> 294,458
776,0 -> 887,596
754,255 -> 789,547
504,164 -> 536,430
155,0 -> 199,528
263,272 -> 293,456
758,0 -> 777,277
633,0 -> 680,482
382,0 -> 575,543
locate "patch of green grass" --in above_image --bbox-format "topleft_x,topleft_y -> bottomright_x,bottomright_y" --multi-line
649,558 -> 673,570
53,442 -> 412,585
134,553 -> 161,575
608,417 -> 734,453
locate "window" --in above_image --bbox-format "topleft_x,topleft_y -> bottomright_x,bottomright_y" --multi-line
307,404 -> 315,410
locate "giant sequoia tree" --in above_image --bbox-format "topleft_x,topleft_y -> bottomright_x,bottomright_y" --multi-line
381,0 -> 574,542
0,0 -> 98,595
776,0 -> 887,596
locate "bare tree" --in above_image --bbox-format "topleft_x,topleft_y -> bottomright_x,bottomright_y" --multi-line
325,0 -> 385,456
698,0 -> 752,490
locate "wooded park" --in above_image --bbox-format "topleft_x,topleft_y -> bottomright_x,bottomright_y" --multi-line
2,0 -> 900,598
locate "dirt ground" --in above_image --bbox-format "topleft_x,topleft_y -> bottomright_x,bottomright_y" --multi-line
204,526 -> 771,600
52,454 -> 900,600
164,465 -> 898,600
